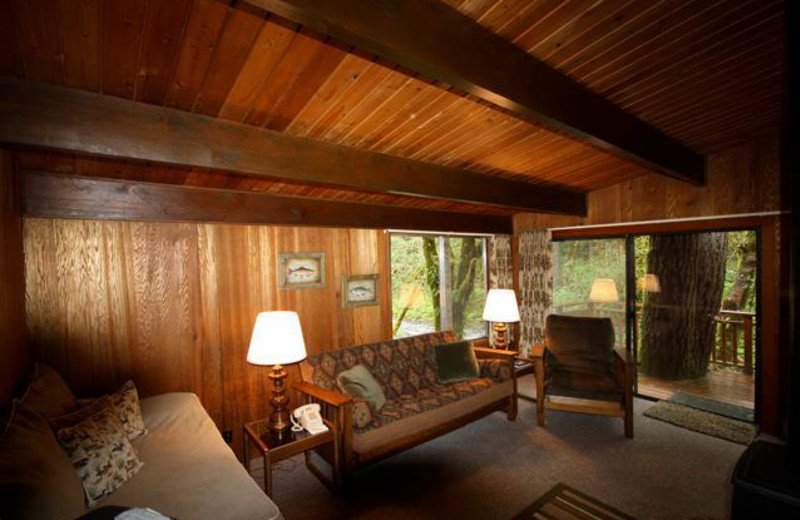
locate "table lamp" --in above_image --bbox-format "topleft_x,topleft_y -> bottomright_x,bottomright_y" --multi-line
482,289 -> 521,350
589,278 -> 619,302
247,311 -> 307,433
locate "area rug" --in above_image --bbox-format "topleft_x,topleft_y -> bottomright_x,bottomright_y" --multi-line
668,392 -> 755,422
644,401 -> 757,445
512,482 -> 637,520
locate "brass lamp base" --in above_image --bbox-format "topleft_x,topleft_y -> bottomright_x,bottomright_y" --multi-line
492,322 -> 512,350
267,364 -> 291,433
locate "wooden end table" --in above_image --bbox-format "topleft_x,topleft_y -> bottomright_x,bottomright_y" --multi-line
243,418 -> 339,497
514,357 -> 537,402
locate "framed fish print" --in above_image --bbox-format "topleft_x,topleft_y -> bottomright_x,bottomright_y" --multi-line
279,253 -> 325,290
342,274 -> 380,308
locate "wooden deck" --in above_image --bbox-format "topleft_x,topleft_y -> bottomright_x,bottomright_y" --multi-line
637,368 -> 754,410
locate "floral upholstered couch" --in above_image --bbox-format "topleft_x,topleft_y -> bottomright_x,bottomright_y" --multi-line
297,331 -> 517,474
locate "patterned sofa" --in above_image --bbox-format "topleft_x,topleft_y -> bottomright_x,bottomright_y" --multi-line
295,331 -> 517,475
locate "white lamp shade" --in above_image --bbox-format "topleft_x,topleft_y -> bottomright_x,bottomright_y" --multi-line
247,311 -> 307,366
482,289 -> 521,323
589,278 -> 619,302
638,273 -> 662,293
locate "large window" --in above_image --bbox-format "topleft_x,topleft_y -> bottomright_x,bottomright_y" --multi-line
391,234 -> 487,340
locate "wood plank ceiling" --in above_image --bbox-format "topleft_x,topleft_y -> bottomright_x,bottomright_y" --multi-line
0,0 -> 785,216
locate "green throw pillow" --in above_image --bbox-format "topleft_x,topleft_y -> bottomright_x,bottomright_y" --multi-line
434,340 -> 480,384
337,365 -> 387,411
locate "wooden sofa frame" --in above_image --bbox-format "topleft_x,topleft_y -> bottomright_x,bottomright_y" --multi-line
532,343 -> 635,438
294,346 -> 518,477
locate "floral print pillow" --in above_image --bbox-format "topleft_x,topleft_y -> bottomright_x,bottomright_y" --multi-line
106,381 -> 148,440
75,380 -> 148,440
54,405 -> 144,505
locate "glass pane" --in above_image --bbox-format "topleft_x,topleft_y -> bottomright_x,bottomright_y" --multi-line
391,235 -> 488,340
391,235 -> 437,338
552,238 -> 627,348
443,237 -> 487,340
635,231 -> 756,414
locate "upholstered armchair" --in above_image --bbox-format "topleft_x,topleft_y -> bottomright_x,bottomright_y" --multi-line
531,314 -> 635,438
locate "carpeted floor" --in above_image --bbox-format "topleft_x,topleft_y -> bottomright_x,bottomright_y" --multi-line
255,376 -> 744,520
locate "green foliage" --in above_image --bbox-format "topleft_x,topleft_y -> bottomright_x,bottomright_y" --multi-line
391,235 -> 487,339
391,236 -> 436,325
553,238 -> 626,307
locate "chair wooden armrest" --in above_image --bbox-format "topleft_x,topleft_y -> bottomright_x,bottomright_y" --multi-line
473,346 -> 517,360
294,381 -> 352,407
531,343 -> 546,359
294,381 -> 355,476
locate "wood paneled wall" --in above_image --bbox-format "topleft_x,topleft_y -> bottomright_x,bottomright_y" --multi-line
23,218 -> 391,455
513,134 -> 781,231
0,149 -> 29,411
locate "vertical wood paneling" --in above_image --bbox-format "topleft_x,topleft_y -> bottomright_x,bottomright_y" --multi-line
0,149 -> 28,410
23,218 -> 390,456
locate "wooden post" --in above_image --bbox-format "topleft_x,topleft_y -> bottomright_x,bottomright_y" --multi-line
720,319 -> 728,365
744,315 -> 754,374
732,320 -> 740,366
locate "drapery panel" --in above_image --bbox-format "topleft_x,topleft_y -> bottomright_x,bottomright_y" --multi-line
487,235 -> 513,290
518,230 -> 553,357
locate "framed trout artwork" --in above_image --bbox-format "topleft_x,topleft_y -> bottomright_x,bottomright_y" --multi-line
278,253 -> 325,290
342,274 -> 380,308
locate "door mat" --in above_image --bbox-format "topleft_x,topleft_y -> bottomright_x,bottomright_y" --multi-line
644,401 -> 757,445
512,482 -> 637,520
668,392 -> 755,422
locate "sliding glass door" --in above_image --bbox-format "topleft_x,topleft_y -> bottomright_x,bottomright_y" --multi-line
553,230 -> 758,417
633,231 -> 757,414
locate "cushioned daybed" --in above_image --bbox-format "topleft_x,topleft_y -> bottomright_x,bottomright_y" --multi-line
0,364 -> 282,520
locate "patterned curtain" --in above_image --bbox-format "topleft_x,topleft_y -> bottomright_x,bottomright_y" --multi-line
487,235 -> 513,289
518,230 -> 553,357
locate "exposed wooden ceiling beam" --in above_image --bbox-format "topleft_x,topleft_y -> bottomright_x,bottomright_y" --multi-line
245,0 -> 706,185
0,78 -> 585,216
22,171 -> 512,234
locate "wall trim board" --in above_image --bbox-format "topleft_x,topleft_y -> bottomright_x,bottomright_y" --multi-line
550,211 -> 784,233
21,171 -> 513,234
551,215 -> 778,240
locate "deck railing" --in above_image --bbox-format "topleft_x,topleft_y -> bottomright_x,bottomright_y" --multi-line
551,302 -> 755,374
712,310 -> 755,374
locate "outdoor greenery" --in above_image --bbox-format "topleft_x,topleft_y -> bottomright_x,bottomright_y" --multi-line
391,235 -> 487,340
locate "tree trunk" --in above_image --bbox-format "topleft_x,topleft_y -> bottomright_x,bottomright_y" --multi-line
639,233 -> 727,379
722,232 -> 757,311
422,237 -> 441,330
450,238 -> 481,338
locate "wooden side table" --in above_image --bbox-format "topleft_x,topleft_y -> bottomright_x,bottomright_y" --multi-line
243,418 -> 339,497
514,357 -> 537,402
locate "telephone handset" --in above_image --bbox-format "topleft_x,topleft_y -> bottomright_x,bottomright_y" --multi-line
291,403 -> 329,435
